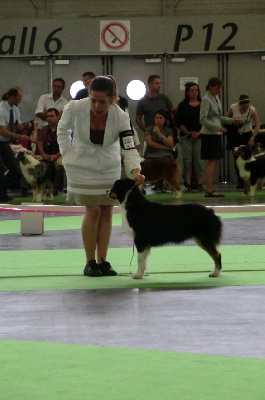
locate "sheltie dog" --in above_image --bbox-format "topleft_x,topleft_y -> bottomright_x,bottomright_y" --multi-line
140,158 -> 182,198
108,178 -> 222,279
16,151 -> 56,202
234,145 -> 265,197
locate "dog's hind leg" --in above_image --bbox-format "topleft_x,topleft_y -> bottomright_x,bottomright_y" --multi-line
166,164 -> 182,199
132,247 -> 151,279
46,182 -> 54,200
193,238 -> 222,277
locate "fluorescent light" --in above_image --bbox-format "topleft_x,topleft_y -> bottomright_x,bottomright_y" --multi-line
171,57 -> 186,63
145,58 -> 161,63
29,60 -> 46,65
55,60 -> 70,65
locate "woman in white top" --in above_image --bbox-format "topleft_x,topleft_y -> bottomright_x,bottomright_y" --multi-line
227,94 -> 260,188
227,94 -> 260,147
57,76 -> 145,277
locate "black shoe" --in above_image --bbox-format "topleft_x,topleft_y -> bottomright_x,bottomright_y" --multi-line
0,194 -> 13,202
99,259 -> 117,276
84,260 -> 103,277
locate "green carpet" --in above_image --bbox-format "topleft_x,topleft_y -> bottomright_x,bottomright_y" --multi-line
1,206 -> 265,400
1,246 -> 265,292
0,339 -> 264,400
0,214 -> 122,234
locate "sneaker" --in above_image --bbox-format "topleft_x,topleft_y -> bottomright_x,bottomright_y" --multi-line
84,260 -> 102,277
99,259 -> 117,276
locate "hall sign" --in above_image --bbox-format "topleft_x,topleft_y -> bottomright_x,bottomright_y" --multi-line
174,23 -> 238,52
0,16 -> 264,57
0,27 -> 63,55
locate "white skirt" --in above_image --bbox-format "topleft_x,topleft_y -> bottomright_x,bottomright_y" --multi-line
63,148 -> 121,206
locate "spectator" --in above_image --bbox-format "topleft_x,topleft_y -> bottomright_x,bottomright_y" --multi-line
226,94 -> 260,188
35,78 -> 68,128
144,109 -> 175,192
74,71 -> 96,100
38,108 -> 65,194
175,82 -> 204,192
200,77 -> 239,197
136,74 -> 174,134
0,87 -> 30,202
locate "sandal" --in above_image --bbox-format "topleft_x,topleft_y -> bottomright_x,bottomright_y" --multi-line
205,190 -> 225,198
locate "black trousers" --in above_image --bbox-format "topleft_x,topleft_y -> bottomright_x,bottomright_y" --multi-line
0,141 -> 20,195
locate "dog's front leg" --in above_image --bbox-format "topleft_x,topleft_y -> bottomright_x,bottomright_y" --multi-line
249,184 -> 257,197
132,248 -> 150,279
32,188 -> 38,202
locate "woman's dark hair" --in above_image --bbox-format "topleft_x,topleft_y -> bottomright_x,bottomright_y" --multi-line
90,76 -> 116,98
154,109 -> 169,125
206,77 -> 223,90
184,82 -> 201,102
2,87 -> 19,101
238,94 -> 250,104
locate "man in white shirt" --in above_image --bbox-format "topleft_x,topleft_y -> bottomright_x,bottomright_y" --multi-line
35,78 -> 68,128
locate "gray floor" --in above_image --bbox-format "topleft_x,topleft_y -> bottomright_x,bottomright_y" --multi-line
1,287 -> 265,358
1,217 -> 265,251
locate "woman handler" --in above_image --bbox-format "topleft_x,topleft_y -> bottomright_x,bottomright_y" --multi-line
57,76 -> 144,277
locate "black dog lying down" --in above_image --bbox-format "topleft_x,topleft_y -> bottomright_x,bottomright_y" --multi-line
108,179 -> 222,279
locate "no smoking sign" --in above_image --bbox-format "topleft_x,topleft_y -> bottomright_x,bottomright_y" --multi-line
100,21 -> 130,51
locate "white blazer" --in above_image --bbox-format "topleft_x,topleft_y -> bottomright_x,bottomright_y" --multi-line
57,99 -> 141,183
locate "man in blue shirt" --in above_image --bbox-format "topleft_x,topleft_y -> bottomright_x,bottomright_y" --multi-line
0,87 -> 29,202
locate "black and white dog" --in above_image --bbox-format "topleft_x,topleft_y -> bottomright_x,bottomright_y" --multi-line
108,178 -> 222,279
234,145 -> 265,197
16,151 -> 56,202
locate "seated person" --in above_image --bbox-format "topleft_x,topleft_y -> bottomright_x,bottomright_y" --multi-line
144,109 -> 176,191
37,107 -> 65,194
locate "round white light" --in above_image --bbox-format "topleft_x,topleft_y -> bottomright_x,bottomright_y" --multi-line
126,80 -> 146,101
70,80 -> 85,99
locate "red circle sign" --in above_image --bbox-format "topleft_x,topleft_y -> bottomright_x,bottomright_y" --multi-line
101,22 -> 129,50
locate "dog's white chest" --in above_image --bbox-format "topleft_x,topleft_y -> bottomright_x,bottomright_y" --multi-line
236,158 -> 250,179
119,204 -> 134,236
